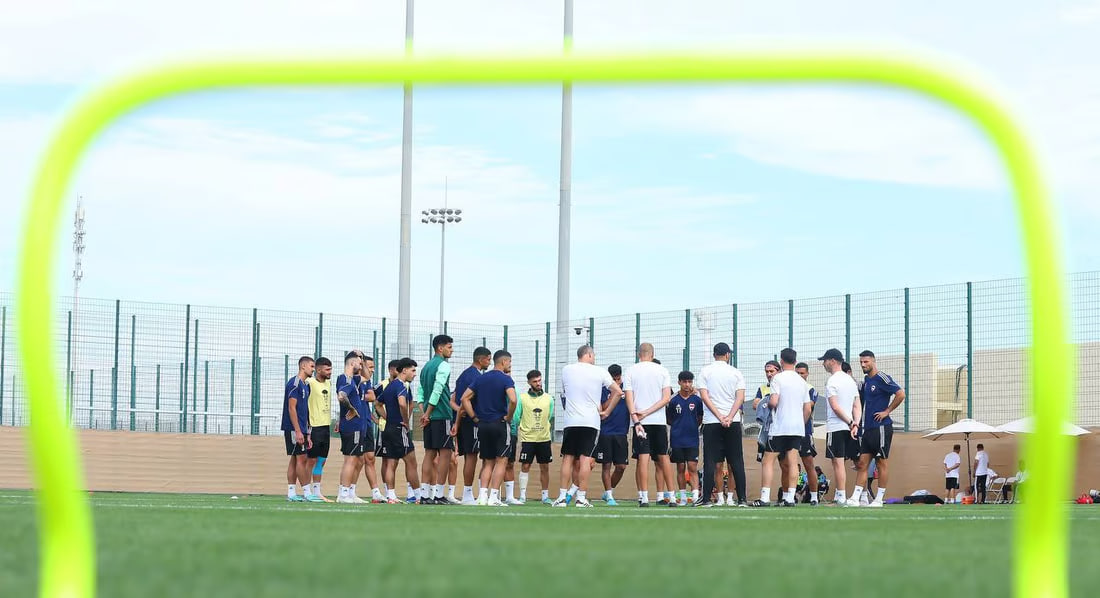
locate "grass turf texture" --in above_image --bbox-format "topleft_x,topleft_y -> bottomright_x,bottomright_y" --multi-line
3,491 -> 1099,596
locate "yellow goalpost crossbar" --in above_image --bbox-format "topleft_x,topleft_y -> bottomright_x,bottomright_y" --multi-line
17,52 -> 1073,598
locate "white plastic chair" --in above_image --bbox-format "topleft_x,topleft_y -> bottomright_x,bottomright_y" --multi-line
987,477 -> 1007,503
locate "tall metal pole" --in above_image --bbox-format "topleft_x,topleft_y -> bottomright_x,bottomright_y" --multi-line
438,179 -> 447,332
397,0 -> 415,358
72,197 -> 85,416
555,0 -> 574,392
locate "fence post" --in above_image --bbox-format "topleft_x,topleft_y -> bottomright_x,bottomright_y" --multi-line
155,364 -> 161,432
535,340 -> 540,372
250,309 -> 259,435
255,352 -> 262,435
112,299 -> 120,430
204,361 -> 209,434
634,313 -> 641,361
966,282 -> 973,419
588,317 -> 595,349
65,310 -> 71,423
316,312 -> 324,358
482,337 -> 487,348
503,325 -> 509,351
732,303 -> 738,367
230,358 -> 235,435
130,314 -> 136,431
684,309 -> 691,372
183,304 -> 190,433
2,305 -> 8,425
787,299 -> 794,349
444,321 -> 449,335
844,294 -> 851,361
381,317 -> 387,373
89,370 -> 94,429
904,287 -> 911,431
372,331 -> 379,385
544,322 -> 551,393
192,319 -> 199,433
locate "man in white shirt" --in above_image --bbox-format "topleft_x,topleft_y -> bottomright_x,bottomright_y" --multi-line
623,343 -> 675,508
944,444 -> 962,503
818,348 -> 861,504
974,444 -> 991,504
553,345 -> 623,508
754,348 -> 812,507
695,342 -> 747,508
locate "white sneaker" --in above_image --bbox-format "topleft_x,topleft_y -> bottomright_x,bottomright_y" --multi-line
477,495 -> 488,506
488,497 -> 506,507
868,500 -> 884,508
461,497 -> 477,505
551,497 -> 569,508
350,495 -> 367,504
506,498 -> 524,506
843,498 -> 861,507
445,496 -> 462,505
726,494 -> 737,507
336,496 -> 354,504
575,499 -> 594,508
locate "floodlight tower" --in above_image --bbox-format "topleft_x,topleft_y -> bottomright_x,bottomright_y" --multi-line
420,179 -> 463,333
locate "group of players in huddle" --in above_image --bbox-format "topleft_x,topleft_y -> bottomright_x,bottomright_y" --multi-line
280,334 -> 906,508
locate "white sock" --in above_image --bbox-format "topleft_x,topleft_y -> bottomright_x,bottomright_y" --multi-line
312,482 -> 321,496
287,484 -> 296,498
558,488 -> 568,501
852,486 -> 864,501
641,491 -> 649,503
577,490 -> 587,502
479,488 -> 489,502
876,488 -> 886,502
835,490 -> 846,503
718,492 -> 726,504
542,490 -> 549,500
783,489 -> 796,503
810,490 -> 818,503
350,484 -> 358,497
420,484 -> 430,498
386,489 -> 397,500
448,485 -> 456,499
519,473 -> 529,499
372,488 -> 384,500
489,489 -> 500,502
338,486 -> 348,499
760,487 -> 771,503
568,484 -> 579,497
406,484 -> 414,499
435,484 -> 445,499
463,486 -> 474,501
692,489 -> 699,502
505,481 -> 515,501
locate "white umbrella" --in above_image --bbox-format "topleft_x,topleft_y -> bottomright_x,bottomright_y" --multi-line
997,416 -> 1090,436
923,419 -> 1010,490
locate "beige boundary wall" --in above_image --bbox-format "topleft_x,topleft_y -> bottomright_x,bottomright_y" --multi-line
3,427 -> 1098,499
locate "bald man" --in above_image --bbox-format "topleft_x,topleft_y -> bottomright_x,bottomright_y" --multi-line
624,343 -> 676,507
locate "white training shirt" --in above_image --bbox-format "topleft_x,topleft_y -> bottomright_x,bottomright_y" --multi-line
824,372 -> 860,433
623,361 -> 672,425
975,450 -> 990,476
944,452 -> 961,479
767,369 -> 812,437
696,360 -> 747,425
561,361 -> 615,430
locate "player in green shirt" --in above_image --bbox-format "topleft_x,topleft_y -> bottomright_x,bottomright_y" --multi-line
419,334 -> 456,504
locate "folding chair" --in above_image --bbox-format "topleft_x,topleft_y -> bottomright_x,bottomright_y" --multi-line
1001,476 -> 1018,503
987,477 -> 1007,503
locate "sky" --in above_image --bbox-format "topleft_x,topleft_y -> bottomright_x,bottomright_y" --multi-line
2,0 -> 1099,327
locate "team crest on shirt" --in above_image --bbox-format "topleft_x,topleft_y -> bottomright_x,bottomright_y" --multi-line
870,385 -> 876,392
688,403 -> 696,411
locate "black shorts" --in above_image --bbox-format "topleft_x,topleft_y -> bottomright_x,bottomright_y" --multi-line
340,429 -> 369,456
506,435 -> 517,463
307,426 -> 331,459
478,421 -> 510,459
799,434 -> 817,458
284,430 -> 307,456
379,425 -> 411,459
765,434 -> 801,454
457,419 -> 479,457
632,425 -> 670,459
561,427 -> 600,458
670,447 -> 700,463
424,419 -> 455,451
860,425 -> 893,459
595,435 -> 628,465
520,441 -> 553,464
825,430 -> 859,460
946,477 -> 960,490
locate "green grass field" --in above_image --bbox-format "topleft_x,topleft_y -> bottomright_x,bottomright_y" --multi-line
3,490 -> 1100,596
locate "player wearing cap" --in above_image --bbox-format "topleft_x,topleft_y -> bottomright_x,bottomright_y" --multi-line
794,362 -> 820,505
624,343 -> 675,508
818,348 -> 861,504
451,347 -> 491,504
755,348 -> 812,507
459,350 -> 518,506
847,350 -> 906,508
282,356 -> 314,501
695,342 -> 748,508
596,364 -> 629,506
667,371 -> 703,506
553,345 -> 622,508
418,334 -> 455,505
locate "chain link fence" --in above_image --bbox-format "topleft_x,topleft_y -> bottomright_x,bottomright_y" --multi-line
2,271 -> 1098,436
